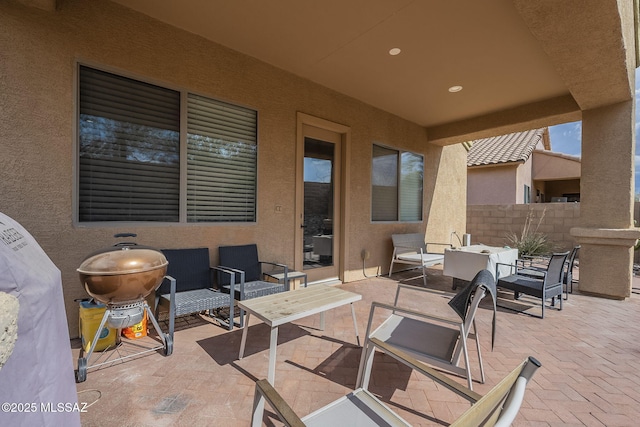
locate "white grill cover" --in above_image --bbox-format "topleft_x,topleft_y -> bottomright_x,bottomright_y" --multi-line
0,212 -> 80,427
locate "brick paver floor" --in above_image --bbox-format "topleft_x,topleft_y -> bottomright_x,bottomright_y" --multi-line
75,266 -> 640,426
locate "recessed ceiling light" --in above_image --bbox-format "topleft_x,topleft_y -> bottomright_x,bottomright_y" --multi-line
388,47 -> 402,56
448,85 -> 463,93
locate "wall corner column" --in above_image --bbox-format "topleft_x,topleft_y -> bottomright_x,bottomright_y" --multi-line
571,100 -> 638,299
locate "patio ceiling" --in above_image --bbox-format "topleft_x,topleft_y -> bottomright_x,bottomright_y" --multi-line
109,0 -> 636,144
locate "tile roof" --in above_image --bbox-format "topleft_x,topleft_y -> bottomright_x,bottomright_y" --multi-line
467,128 -> 546,167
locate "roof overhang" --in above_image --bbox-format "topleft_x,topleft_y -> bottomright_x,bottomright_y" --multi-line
87,0 -> 639,145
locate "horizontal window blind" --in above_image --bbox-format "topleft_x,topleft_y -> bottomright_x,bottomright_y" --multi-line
372,145 -> 423,222
78,66 -> 180,222
78,66 -> 258,223
187,93 -> 257,222
372,145 -> 398,221
399,152 -> 423,221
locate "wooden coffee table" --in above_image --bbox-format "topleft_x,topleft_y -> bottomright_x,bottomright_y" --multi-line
238,284 -> 362,384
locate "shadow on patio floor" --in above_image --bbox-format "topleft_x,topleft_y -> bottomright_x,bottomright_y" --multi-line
74,266 -> 640,426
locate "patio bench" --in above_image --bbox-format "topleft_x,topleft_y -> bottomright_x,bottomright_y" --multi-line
155,248 -> 236,337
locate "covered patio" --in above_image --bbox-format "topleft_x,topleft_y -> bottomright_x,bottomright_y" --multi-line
2,1 -> 640,425
75,269 -> 640,426
1,1 -> 639,341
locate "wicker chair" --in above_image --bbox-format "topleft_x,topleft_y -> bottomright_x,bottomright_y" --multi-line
563,245 -> 580,297
156,248 -> 235,336
497,251 -> 569,318
517,245 -> 580,300
218,244 -> 289,328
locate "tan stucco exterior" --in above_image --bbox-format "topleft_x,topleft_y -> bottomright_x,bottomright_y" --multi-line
532,151 -> 581,181
467,165 -> 519,205
2,0 -> 639,334
532,151 -> 581,201
516,156 -> 533,203
469,150 -> 582,205
0,0 -> 467,336
574,100 -> 638,298
467,156 -> 533,206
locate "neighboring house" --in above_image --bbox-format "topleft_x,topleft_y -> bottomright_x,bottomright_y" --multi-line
467,128 -> 581,205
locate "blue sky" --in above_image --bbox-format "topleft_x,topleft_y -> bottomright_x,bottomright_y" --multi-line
548,67 -> 640,193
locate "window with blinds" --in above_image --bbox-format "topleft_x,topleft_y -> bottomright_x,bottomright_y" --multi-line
371,144 -> 423,222
372,145 -> 398,221
187,94 -> 257,222
400,152 -> 423,221
78,65 -> 257,223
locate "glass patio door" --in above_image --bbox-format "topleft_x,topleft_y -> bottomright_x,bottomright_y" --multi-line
298,124 -> 341,283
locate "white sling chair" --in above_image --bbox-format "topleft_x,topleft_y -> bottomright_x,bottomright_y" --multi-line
251,349 -> 541,427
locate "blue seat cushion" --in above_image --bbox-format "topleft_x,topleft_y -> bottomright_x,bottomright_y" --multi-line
218,244 -> 262,285
158,248 -> 211,294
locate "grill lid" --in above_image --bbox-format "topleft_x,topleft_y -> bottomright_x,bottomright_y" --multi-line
77,247 -> 167,276
77,234 -> 168,305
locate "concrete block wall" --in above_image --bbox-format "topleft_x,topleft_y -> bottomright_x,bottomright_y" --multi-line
466,203 -> 581,252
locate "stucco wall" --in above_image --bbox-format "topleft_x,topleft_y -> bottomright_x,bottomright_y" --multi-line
532,151 -> 581,180
542,179 -> 581,200
0,0 -> 467,336
467,165 -> 518,205
516,157 -> 533,203
424,143 -> 468,248
466,203 -> 580,251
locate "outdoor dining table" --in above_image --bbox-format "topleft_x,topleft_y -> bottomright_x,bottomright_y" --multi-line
238,284 -> 362,384
443,244 -> 519,288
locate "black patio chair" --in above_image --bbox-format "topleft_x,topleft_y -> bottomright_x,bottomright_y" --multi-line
217,244 -> 289,328
564,245 -> 580,296
156,248 -> 235,334
496,251 -> 569,318
518,245 -> 580,300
